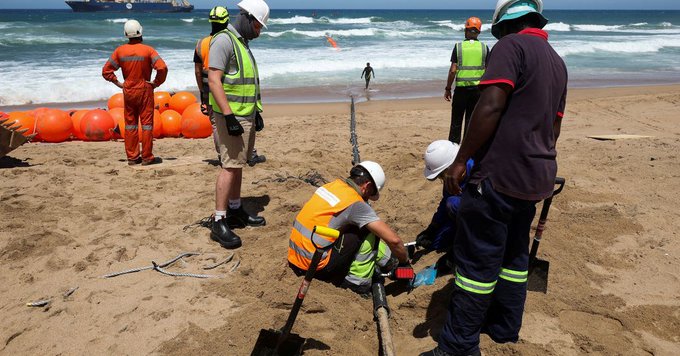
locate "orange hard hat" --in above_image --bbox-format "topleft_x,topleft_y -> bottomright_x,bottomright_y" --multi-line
465,17 -> 482,32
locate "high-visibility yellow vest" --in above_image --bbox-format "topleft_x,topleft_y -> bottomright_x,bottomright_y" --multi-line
288,179 -> 364,271
455,40 -> 488,87
209,29 -> 263,116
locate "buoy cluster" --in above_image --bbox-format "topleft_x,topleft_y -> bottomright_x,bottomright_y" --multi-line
1,91 -> 212,143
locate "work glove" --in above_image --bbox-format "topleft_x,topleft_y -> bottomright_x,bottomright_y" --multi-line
415,225 -> 436,250
255,111 -> 264,132
224,113 -> 244,136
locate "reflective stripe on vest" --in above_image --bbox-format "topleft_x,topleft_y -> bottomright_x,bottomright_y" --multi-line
108,57 -> 120,70
455,269 -> 496,294
196,36 -> 211,93
499,267 -> 528,283
209,29 -> 263,116
455,40 -> 487,87
287,179 -> 364,271
345,234 -> 391,288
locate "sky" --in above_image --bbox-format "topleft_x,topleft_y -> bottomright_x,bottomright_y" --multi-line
0,0 -> 679,10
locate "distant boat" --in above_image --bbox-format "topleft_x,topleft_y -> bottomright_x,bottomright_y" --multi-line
65,0 -> 194,13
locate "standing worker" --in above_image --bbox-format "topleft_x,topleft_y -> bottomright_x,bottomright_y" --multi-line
444,17 -> 489,144
208,0 -> 269,249
194,6 -> 266,165
103,19 -> 167,166
361,62 -> 374,90
421,0 -> 567,355
287,161 -> 410,295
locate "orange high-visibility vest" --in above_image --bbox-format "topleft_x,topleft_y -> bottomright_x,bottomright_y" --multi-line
195,36 -> 211,93
288,179 -> 364,271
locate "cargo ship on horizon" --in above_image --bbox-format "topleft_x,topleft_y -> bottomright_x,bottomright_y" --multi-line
65,0 -> 194,13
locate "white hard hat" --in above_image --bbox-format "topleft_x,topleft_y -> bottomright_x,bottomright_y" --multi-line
423,140 -> 459,180
491,0 -> 547,39
357,160 -> 385,201
124,19 -> 143,38
237,0 -> 270,29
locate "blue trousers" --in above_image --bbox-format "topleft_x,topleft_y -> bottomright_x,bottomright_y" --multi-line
438,179 -> 537,355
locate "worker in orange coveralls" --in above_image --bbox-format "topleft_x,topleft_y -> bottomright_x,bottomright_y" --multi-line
102,19 -> 168,166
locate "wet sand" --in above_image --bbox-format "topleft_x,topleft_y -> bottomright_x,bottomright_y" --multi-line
1,84 -> 680,355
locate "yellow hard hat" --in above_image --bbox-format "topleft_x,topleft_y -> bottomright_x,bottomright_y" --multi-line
209,6 -> 229,24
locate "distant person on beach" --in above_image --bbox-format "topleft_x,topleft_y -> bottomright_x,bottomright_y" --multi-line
195,6 -> 265,166
416,140 -> 474,272
361,62 -> 374,89
421,0 -> 567,355
287,161 -> 410,296
207,0 -> 269,249
444,16 -> 489,144
102,19 -> 167,166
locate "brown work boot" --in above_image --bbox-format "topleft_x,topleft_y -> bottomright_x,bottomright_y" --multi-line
127,157 -> 142,165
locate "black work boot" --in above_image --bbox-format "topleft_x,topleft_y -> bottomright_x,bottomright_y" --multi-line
227,206 -> 266,228
210,218 -> 242,249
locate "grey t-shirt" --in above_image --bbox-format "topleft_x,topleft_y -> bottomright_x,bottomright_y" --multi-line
329,200 -> 380,231
208,24 -> 241,75
208,24 -> 256,119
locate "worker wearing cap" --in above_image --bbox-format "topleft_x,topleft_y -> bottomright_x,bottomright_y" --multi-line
208,0 -> 269,249
287,161 -> 410,295
416,140 -> 474,273
103,19 -> 167,166
422,0 -> 567,355
444,17 -> 489,144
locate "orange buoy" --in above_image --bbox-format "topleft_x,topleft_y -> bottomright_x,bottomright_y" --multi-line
107,93 -> 124,110
152,109 -> 163,138
326,35 -> 339,50
108,108 -> 125,139
160,109 -> 182,137
80,109 -> 115,141
7,111 -> 36,137
70,110 -> 90,140
154,91 -> 171,113
181,103 -> 212,138
169,91 -> 197,115
35,109 -> 73,143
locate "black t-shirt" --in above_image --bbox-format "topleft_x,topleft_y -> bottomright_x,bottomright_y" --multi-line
470,28 -> 568,201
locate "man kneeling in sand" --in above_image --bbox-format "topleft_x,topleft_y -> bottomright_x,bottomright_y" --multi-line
287,161 -> 410,295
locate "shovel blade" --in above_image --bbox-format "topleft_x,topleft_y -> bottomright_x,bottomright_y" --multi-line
527,259 -> 549,293
251,329 -> 305,356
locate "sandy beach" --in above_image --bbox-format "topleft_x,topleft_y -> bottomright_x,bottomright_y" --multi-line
1,84 -> 680,355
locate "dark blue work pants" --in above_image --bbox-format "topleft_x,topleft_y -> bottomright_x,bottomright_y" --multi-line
438,179 -> 537,355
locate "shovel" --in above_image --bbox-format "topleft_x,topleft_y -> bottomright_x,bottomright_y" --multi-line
251,226 -> 340,356
527,177 -> 565,293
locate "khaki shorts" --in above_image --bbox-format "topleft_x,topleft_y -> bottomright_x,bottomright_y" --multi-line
212,111 -> 256,168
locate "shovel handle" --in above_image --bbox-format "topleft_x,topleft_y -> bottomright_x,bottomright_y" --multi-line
278,226 -> 340,348
529,177 -> 565,260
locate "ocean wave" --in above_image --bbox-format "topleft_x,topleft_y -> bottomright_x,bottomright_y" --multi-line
181,18 -> 194,23
105,18 -> 129,24
269,16 -> 315,25
660,22 -> 672,27
556,36 -> 680,56
327,17 -> 374,24
431,20 -> 489,32
264,27 -> 429,39
544,22 -> 571,31
573,24 -> 624,32
630,22 -> 648,26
